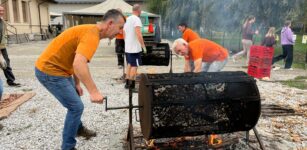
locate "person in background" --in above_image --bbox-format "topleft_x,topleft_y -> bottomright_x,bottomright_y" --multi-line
272,20 -> 295,70
123,4 -> 147,89
261,27 -> 276,47
0,6 -> 20,87
56,22 -> 62,36
0,50 -> 6,100
154,19 -> 161,43
35,9 -> 125,150
172,38 -> 228,73
115,9 -> 125,69
177,23 -> 200,43
177,23 -> 200,70
232,15 -> 259,65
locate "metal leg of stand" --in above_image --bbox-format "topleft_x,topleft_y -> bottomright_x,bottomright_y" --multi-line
126,88 -> 135,150
123,53 -> 126,80
169,51 -> 173,73
253,127 -> 265,150
127,124 -> 135,150
246,130 -> 249,145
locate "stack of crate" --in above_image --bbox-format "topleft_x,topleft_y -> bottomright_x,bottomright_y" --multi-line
247,45 -> 274,79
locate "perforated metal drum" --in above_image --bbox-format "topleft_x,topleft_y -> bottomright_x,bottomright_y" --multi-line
138,71 -> 261,139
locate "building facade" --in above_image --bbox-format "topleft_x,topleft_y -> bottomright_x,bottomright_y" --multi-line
0,0 -> 55,42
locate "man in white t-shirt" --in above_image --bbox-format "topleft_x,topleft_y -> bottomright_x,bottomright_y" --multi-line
123,4 -> 146,89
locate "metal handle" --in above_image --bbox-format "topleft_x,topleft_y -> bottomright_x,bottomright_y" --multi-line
104,96 -> 108,111
135,109 -> 140,122
104,96 -> 142,111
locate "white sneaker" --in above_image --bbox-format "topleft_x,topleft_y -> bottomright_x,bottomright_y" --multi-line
285,68 -> 293,70
272,66 -> 280,71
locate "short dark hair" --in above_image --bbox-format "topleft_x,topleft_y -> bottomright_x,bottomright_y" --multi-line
178,22 -> 187,28
102,9 -> 126,22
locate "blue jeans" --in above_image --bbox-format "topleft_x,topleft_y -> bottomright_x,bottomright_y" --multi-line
35,68 -> 84,150
201,58 -> 228,72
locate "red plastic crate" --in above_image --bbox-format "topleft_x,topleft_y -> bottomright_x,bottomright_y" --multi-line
249,57 -> 273,68
247,65 -> 271,78
250,45 -> 274,58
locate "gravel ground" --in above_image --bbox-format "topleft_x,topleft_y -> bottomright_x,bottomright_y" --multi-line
0,39 -> 306,150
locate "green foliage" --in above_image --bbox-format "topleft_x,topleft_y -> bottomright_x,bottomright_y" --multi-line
282,76 -> 307,90
145,0 -> 169,16
145,0 -> 306,32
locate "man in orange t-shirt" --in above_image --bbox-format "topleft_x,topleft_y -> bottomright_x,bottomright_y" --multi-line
115,8 -> 126,69
177,23 -> 200,70
172,38 -> 228,72
177,23 -> 200,43
35,9 -> 125,150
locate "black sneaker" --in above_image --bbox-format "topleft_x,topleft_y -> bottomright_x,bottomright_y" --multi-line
8,82 -> 21,87
77,126 -> 96,140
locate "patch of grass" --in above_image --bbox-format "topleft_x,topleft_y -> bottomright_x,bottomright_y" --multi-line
295,76 -> 307,80
281,76 -> 307,90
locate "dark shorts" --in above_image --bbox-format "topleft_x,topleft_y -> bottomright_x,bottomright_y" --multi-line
126,53 -> 142,67
115,39 -> 125,53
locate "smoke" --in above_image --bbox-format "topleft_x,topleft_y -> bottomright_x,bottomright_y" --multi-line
161,0 -> 305,38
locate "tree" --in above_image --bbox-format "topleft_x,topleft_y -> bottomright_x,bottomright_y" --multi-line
145,0 -> 305,34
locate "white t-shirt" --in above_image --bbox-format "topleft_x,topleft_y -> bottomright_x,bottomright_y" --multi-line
124,15 -> 143,53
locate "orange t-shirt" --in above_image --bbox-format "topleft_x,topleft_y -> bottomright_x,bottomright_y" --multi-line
186,39 -> 228,63
35,24 -> 100,77
116,33 -> 124,39
182,28 -> 200,43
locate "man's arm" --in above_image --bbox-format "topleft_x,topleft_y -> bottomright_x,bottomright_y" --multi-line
135,26 -> 145,48
193,58 -> 203,73
73,53 -> 103,103
73,74 -> 83,96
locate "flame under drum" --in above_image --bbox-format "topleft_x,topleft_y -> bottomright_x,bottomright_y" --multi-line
138,71 -> 261,140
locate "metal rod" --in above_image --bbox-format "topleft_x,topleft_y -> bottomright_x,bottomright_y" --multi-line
246,130 -> 249,145
127,124 -> 135,150
122,53 -> 125,80
104,92 -> 142,111
253,127 -> 265,150
129,87 -> 133,124
106,105 -> 142,111
128,87 -> 135,150
170,51 -> 173,73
